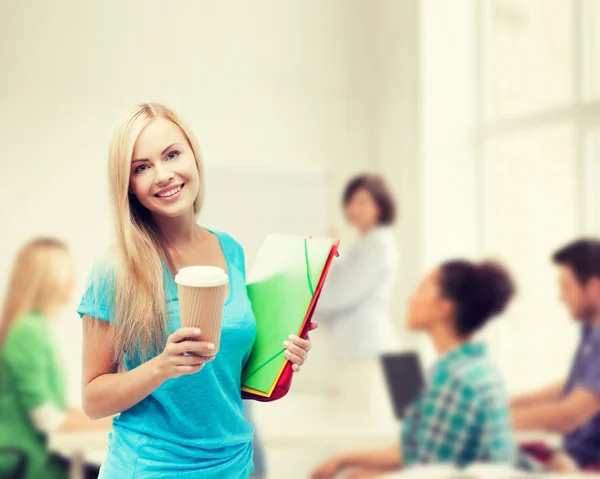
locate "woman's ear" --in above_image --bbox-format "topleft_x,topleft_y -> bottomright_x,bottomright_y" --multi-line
587,276 -> 600,302
438,297 -> 455,324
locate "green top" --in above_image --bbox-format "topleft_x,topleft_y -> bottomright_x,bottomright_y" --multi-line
0,310 -> 67,479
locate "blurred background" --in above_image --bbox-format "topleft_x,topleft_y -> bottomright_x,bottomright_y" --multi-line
1,0 -> 599,477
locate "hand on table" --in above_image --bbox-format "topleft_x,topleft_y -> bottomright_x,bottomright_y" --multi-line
344,468 -> 386,479
312,459 -> 384,479
311,456 -> 343,479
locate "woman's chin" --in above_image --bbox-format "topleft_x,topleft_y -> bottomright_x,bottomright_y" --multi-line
405,320 -> 424,332
146,202 -> 195,220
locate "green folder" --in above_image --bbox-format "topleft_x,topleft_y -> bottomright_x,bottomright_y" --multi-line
242,234 -> 338,396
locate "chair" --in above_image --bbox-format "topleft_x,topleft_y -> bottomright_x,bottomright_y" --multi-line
0,448 -> 28,478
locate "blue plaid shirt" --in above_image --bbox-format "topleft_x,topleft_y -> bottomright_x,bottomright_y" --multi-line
401,342 -> 516,468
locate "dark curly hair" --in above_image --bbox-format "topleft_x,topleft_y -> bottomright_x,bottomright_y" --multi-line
439,260 -> 515,336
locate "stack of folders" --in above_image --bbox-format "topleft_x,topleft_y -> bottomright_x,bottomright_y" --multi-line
241,234 -> 340,402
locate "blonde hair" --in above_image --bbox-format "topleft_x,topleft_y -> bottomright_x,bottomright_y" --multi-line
106,103 -> 205,362
0,238 -> 71,348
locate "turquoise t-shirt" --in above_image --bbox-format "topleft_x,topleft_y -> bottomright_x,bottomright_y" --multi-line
77,230 -> 257,479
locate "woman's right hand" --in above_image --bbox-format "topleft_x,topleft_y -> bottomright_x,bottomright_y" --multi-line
311,456 -> 343,479
157,328 -> 215,379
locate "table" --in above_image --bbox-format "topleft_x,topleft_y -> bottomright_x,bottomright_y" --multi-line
48,431 -> 109,479
47,416 -> 563,479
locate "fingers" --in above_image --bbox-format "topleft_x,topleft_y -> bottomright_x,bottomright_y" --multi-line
173,353 -> 213,367
177,364 -> 205,376
159,328 -> 217,379
283,343 -> 305,373
168,328 -> 202,344
283,351 -> 301,372
283,343 -> 306,362
346,470 -> 379,479
310,469 -> 324,479
310,465 -> 335,479
309,320 -> 319,331
169,340 -> 215,357
284,335 -> 310,355
283,334 -> 313,372
172,353 -> 213,377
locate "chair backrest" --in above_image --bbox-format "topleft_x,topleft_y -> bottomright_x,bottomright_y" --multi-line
0,448 -> 28,479
380,352 -> 425,419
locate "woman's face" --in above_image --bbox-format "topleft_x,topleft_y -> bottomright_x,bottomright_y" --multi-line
344,187 -> 380,232
406,269 -> 450,332
128,117 -> 200,219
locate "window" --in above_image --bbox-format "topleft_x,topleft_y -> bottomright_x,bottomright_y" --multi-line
584,0 -> 600,100
587,127 -> 600,231
486,0 -> 574,120
478,0 -> 600,389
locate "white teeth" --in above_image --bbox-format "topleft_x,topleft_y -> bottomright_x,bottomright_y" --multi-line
157,185 -> 182,198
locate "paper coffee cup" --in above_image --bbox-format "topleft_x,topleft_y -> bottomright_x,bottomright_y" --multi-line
174,266 -> 229,354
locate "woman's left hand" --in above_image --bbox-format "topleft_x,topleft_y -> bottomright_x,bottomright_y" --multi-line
283,321 -> 318,372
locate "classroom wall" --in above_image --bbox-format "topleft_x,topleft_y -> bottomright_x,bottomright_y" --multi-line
0,0 -> 585,411
0,0 -> 382,404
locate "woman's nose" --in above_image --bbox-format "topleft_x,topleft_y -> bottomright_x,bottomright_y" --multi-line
154,164 -> 174,185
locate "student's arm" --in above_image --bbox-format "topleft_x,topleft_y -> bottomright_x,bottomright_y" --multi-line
311,446 -> 402,479
510,381 -> 566,409
512,387 -> 600,434
513,346 -> 600,434
82,317 -> 215,419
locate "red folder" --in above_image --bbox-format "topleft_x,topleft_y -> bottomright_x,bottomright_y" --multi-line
242,238 -> 340,402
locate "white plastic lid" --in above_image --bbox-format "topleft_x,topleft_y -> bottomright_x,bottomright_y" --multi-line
174,266 -> 229,287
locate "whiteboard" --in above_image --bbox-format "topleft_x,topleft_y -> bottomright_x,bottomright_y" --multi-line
201,164 -> 329,269
0,164 -> 329,405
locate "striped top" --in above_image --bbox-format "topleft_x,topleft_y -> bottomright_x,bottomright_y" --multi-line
315,227 -> 400,360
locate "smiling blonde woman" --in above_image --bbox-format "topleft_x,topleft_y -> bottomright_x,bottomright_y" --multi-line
78,103 -> 315,478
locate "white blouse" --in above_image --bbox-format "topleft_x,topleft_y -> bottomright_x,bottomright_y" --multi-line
316,227 -> 401,360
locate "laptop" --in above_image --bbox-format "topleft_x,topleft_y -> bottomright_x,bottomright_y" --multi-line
380,352 -> 425,419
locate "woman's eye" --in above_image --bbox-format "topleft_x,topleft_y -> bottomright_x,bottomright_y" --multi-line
166,151 -> 180,161
134,164 -> 149,174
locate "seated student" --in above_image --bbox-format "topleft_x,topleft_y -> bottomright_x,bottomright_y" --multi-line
512,239 -> 600,471
0,238 -> 112,479
311,260 -> 517,478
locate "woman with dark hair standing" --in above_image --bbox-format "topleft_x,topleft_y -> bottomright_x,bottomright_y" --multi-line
315,173 -> 400,419
312,260 -> 518,478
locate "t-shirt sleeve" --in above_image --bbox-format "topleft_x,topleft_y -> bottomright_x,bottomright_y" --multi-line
77,258 -> 116,322
575,346 -> 600,396
3,324 -> 62,411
